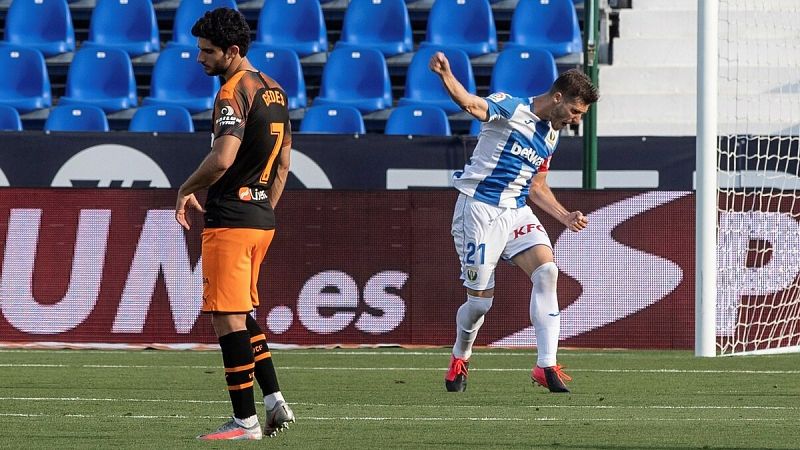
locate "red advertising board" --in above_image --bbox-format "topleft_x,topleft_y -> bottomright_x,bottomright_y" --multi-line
0,189 -> 700,348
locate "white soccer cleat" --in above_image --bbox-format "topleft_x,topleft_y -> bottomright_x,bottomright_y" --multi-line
265,400 -> 296,437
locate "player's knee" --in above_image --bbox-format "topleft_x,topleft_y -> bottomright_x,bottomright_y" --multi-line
531,261 -> 558,292
466,294 -> 493,316
211,313 -> 247,337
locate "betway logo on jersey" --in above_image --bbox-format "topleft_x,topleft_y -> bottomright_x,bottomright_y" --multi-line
509,141 -> 546,169
216,106 -> 242,127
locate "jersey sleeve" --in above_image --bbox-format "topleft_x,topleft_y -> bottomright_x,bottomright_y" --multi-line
484,92 -> 527,122
213,80 -> 250,141
538,156 -> 552,173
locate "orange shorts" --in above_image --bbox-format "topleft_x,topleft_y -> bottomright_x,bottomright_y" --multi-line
201,227 -> 275,313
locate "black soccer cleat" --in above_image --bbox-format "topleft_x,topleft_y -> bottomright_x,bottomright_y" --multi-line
531,364 -> 572,393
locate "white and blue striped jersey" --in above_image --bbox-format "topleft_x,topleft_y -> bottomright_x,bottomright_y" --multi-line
453,92 -> 559,208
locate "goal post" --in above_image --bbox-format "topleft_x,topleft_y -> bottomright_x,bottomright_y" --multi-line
696,0 -> 800,356
695,0 -> 718,357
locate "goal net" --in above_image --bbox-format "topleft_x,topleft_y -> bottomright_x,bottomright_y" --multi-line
714,0 -> 800,355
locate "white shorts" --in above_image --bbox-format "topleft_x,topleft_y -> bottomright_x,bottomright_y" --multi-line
451,193 -> 552,291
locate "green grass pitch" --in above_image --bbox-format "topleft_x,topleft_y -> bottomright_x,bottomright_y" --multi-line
0,348 -> 798,449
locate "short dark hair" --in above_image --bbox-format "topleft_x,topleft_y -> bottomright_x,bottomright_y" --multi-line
191,8 -> 251,57
550,69 -> 599,105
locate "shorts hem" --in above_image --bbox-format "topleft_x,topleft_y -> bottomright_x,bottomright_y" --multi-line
201,309 -> 255,314
504,243 -> 553,262
461,282 -> 496,291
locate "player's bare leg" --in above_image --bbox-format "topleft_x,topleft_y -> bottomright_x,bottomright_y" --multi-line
513,245 -> 572,393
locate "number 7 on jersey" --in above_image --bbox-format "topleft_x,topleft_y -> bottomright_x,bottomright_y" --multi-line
259,122 -> 284,184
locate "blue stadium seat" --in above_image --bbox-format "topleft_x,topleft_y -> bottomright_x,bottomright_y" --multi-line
490,48 -> 557,98
58,48 -> 138,113
142,46 -> 220,113
336,0 -> 412,57
82,0 -> 160,57
469,119 -> 481,135
505,0 -> 582,58
0,47 -> 52,113
420,0 -> 496,57
248,45 -> 306,110
313,47 -> 392,114
256,0 -> 327,57
169,0 -> 237,47
128,105 -> 195,132
299,105 -> 365,134
44,105 -> 110,132
398,47 -> 475,114
385,106 -> 451,136
0,105 -> 23,131
2,0 -> 75,57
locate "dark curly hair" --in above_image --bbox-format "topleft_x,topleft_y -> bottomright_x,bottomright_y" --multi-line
191,8 -> 251,57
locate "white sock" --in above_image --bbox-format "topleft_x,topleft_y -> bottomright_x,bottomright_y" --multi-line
452,294 -> 493,360
530,262 -> 560,368
234,414 -> 259,428
264,391 -> 285,410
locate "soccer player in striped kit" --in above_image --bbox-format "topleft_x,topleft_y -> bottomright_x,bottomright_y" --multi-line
429,51 -> 599,393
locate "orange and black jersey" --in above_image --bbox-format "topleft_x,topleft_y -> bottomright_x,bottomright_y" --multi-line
204,70 -> 291,230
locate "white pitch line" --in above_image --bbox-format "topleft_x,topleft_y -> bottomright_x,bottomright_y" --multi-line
1,363 -> 798,374
0,412 -> 794,423
275,367 -> 800,374
0,344 -> 620,356
1,397 -> 797,411
297,403 -> 800,411
0,364 -> 67,368
0,397 -> 229,404
0,413 -> 46,417
0,349 -> 637,357
259,351 -> 638,357
303,417 -> 797,422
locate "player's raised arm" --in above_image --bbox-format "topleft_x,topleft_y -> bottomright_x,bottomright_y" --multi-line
529,172 -> 588,232
429,52 -> 489,121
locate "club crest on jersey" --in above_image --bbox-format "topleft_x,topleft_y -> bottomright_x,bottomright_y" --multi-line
466,268 -> 478,282
510,141 -> 546,169
487,92 -> 509,102
546,129 -> 558,146
216,105 -> 242,127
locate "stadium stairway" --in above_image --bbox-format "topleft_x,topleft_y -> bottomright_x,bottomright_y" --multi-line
598,0 -> 800,136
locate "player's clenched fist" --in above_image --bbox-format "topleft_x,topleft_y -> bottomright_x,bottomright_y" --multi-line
429,52 -> 450,76
565,211 -> 588,232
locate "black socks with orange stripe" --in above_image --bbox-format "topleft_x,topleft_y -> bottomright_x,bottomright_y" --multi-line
246,314 -> 281,396
218,330 -> 257,420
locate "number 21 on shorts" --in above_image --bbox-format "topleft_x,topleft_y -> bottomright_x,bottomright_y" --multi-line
465,242 -> 485,265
